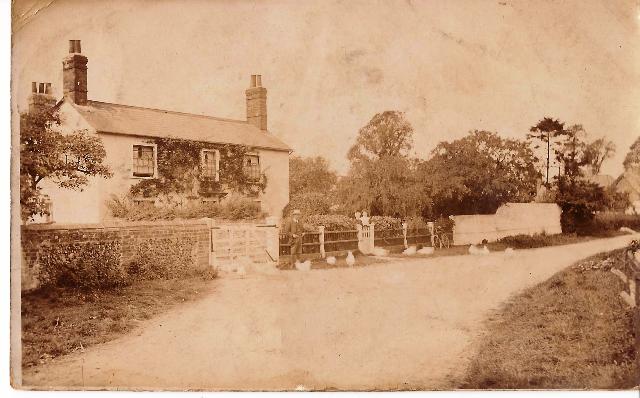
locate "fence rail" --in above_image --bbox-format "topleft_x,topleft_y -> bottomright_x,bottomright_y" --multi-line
279,224 -> 434,258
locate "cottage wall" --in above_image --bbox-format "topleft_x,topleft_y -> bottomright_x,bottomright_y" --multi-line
37,104 -> 290,223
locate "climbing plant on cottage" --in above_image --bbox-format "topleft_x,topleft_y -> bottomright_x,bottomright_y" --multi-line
19,108 -> 112,221
128,137 -> 267,202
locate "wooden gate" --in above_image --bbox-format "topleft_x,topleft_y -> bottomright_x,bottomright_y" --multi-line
209,223 -> 279,268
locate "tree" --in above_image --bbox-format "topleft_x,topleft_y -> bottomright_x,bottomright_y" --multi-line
336,156 -> 427,217
421,130 -> 540,216
554,124 -> 588,182
338,111 -> 427,217
623,136 -> 640,170
583,137 -> 615,175
527,117 -> 565,185
555,175 -> 607,233
20,108 -> 112,221
347,111 -> 413,162
289,156 -> 338,196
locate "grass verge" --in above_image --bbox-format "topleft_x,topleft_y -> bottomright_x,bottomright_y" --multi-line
22,275 -> 216,369
460,249 -> 638,389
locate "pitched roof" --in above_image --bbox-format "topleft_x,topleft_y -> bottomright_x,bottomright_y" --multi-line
616,169 -> 640,194
587,174 -> 614,188
70,100 -> 291,152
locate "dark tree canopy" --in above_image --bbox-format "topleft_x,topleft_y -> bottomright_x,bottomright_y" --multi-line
347,111 -> 413,162
336,156 -> 427,217
421,130 -> 540,216
20,108 -> 112,221
337,110 -> 427,216
527,117 -> 565,184
289,156 -> 338,196
623,136 -> 640,170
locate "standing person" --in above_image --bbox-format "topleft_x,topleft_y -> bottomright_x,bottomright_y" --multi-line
283,209 -> 304,269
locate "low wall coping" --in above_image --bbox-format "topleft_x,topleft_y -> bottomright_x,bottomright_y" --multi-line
22,218 -> 210,231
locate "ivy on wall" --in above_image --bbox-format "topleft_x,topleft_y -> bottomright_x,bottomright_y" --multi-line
129,137 -> 267,202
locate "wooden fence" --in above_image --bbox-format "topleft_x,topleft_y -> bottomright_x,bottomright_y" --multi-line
279,223 -> 433,261
620,248 -> 640,352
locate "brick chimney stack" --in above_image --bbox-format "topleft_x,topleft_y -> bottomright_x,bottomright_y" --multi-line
28,81 -> 56,114
62,40 -> 88,105
245,74 -> 267,131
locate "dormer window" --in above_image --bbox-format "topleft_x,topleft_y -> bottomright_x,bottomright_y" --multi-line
132,144 -> 156,178
201,149 -> 220,181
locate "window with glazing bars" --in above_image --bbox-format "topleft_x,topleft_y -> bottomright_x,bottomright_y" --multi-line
132,145 -> 155,177
201,150 -> 217,179
243,154 -> 260,181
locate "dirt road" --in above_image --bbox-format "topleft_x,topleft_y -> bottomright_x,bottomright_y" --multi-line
21,234 -> 636,390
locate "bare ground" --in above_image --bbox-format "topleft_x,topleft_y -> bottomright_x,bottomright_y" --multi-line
20,234 -> 637,391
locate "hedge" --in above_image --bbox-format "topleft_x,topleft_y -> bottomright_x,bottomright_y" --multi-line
108,194 -> 265,221
38,240 -> 128,290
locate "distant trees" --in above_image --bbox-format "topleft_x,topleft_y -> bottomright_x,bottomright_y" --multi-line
583,137 -> 615,175
288,110 -> 624,226
287,155 -> 338,215
289,156 -> 338,196
420,130 -> 540,216
20,108 -> 112,221
528,117 -> 565,185
623,137 -> 640,170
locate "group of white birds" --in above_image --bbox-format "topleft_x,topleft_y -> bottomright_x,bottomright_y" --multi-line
232,241 -> 518,276
295,250 -> 357,271
468,244 -> 491,255
401,245 -> 435,256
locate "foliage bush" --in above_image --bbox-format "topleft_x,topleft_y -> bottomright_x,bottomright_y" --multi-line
301,214 -> 358,231
284,192 -> 335,217
369,216 -> 402,231
107,194 -> 265,221
591,212 -> 640,233
38,241 -> 128,290
125,237 -> 197,280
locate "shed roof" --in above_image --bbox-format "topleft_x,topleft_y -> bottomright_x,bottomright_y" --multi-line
70,100 -> 291,152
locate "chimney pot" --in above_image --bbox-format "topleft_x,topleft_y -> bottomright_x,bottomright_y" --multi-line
69,40 -> 81,53
246,74 -> 267,131
31,82 -> 37,93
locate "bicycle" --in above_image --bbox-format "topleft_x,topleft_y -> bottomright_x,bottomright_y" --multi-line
432,226 -> 451,249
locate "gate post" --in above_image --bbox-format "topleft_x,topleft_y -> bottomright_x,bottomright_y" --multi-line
369,223 -> 375,252
319,225 -> 326,258
402,222 -> 408,249
427,222 -> 435,247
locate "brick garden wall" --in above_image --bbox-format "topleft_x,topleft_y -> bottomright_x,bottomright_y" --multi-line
21,219 -> 210,291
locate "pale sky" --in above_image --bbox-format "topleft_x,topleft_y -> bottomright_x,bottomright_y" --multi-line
12,0 -> 640,177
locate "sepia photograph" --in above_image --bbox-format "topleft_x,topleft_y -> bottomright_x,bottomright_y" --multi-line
9,0 -> 640,392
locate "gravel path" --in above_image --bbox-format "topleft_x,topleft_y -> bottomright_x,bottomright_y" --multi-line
21,234 -> 637,391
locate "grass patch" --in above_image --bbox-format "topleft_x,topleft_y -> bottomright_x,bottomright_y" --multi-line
22,275 -> 216,369
460,249 -> 638,389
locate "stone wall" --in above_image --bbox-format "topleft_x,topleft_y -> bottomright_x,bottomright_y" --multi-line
451,202 -> 563,245
21,219 -> 210,291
